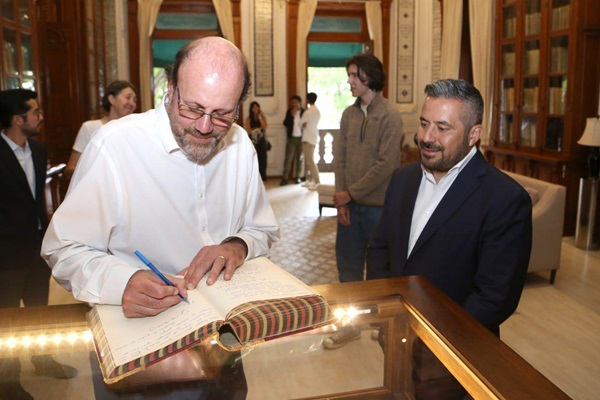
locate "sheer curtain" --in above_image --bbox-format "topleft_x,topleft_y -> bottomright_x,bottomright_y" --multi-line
469,0 -> 494,145
365,1 -> 383,61
439,0 -> 463,79
138,0 -> 163,111
296,0 -> 318,100
212,0 -> 234,42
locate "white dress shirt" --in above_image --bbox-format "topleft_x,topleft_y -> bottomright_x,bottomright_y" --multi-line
42,100 -> 280,305
292,112 -> 302,138
2,131 -> 36,198
408,146 -> 477,256
299,105 -> 321,146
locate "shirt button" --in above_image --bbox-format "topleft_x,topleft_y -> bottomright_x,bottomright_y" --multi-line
202,225 -> 206,231
200,193 -> 204,199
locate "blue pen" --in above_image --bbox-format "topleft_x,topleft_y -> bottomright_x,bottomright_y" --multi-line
134,250 -> 189,304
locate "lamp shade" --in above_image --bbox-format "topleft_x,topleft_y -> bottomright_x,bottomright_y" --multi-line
578,117 -> 600,147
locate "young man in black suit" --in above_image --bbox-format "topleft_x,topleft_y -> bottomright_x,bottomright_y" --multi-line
0,89 -> 76,399
367,79 -> 532,399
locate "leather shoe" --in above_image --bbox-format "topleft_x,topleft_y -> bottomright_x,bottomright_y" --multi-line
280,179 -> 288,186
31,355 -> 78,379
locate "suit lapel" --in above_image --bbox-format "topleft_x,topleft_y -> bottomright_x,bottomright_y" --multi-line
398,167 -> 423,263
0,136 -> 34,199
408,151 -> 487,258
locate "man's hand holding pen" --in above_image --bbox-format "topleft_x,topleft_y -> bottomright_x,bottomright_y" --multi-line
122,239 -> 248,318
122,270 -> 188,318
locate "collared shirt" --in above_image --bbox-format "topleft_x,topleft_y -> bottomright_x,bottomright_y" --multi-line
1,131 -> 35,198
292,112 -> 302,137
42,100 -> 280,305
408,146 -> 477,256
299,105 -> 321,145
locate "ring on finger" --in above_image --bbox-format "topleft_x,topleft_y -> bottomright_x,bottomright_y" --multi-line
217,255 -> 225,261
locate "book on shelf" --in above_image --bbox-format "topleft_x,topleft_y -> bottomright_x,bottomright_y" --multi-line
550,46 -> 568,73
502,52 -> 515,76
503,87 -> 515,112
523,87 -> 538,113
88,257 -> 335,384
549,87 -> 566,114
525,49 -> 539,75
552,5 -> 570,31
525,12 -> 541,35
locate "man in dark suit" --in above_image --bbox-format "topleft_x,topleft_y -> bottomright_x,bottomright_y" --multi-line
367,79 -> 532,399
0,89 -> 76,399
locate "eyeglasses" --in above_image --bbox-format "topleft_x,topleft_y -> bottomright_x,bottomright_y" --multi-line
21,109 -> 43,118
176,88 -> 238,128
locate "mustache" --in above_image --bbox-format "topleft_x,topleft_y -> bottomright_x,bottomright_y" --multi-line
183,126 -> 216,139
418,140 -> 444,152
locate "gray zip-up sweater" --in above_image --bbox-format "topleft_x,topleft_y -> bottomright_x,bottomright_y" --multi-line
334,92 -> 403,206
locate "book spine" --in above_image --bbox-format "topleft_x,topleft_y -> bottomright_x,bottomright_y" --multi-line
226,296 -> 333,346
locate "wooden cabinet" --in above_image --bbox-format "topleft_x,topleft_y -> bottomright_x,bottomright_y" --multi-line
484,0 -> 600,234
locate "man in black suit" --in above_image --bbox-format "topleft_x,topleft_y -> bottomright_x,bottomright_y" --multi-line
0,89 -> 76,399
367,79 -> 532,399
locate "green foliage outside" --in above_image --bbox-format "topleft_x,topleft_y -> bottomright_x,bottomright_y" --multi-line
307,67 -> 354,129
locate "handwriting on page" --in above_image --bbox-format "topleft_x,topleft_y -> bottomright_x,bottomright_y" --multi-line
97,290 -> 224,366
199,257 -> 315,316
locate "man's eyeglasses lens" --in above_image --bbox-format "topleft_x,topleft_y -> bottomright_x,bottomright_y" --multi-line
176,88 -> 237,127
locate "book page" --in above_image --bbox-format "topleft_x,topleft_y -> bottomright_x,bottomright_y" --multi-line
198,257 -> 317,317
95,289 -> 224,366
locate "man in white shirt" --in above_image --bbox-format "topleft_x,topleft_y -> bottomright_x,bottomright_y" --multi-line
299,92 -> 321,189
42,37 -> 280,318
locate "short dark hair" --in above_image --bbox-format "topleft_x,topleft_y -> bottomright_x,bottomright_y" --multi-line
306,92 -> 317,104
424,79 -> 484,132
101,80 -> 137,112
346,53 -> 386,92
291,95 -> 302,103
171,39 -> 251,104
0,89 -> 38,129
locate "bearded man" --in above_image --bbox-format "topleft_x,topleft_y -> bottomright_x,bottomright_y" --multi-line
366,79 -> 532,399
42,37 -> 279,318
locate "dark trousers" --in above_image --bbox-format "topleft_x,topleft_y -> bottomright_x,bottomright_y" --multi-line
412,338 -> 468,400
254,136 -> 268,181
0,239 -> 51,385
282,137 -> 304,179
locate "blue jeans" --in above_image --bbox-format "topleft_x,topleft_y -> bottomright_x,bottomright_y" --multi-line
335,202 -> 384,282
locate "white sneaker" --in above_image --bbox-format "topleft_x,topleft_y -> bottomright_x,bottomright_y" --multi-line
301,181 -> 313,188
307,182 -> 320,191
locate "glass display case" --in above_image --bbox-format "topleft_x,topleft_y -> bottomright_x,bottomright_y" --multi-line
0,277 -> 570,399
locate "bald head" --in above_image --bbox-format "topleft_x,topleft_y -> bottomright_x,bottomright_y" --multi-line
171,37 -> 251,104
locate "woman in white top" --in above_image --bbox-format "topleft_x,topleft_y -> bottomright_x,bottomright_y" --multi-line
65,80 -> 137,177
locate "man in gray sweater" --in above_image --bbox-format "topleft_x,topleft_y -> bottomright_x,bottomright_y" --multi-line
325,53 -> 403,349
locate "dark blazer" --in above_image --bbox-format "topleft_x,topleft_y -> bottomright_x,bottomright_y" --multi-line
283,108 -> 304,138
0,136 -> 48,269
367,151 -> 532,335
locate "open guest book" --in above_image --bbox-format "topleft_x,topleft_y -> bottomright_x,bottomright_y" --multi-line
88,257 -> 335,383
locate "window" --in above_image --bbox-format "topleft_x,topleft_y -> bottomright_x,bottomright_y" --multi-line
0,0 -> 37,90
151,3 -> 220,106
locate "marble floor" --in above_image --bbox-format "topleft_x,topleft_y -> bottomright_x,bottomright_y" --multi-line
263,178 -> 600,400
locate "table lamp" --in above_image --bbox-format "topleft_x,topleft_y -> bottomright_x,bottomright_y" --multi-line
577,115 -> 600,178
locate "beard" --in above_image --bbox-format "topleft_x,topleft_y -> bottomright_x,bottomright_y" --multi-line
168,108 -> 228,163
419,135 -> 470,173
